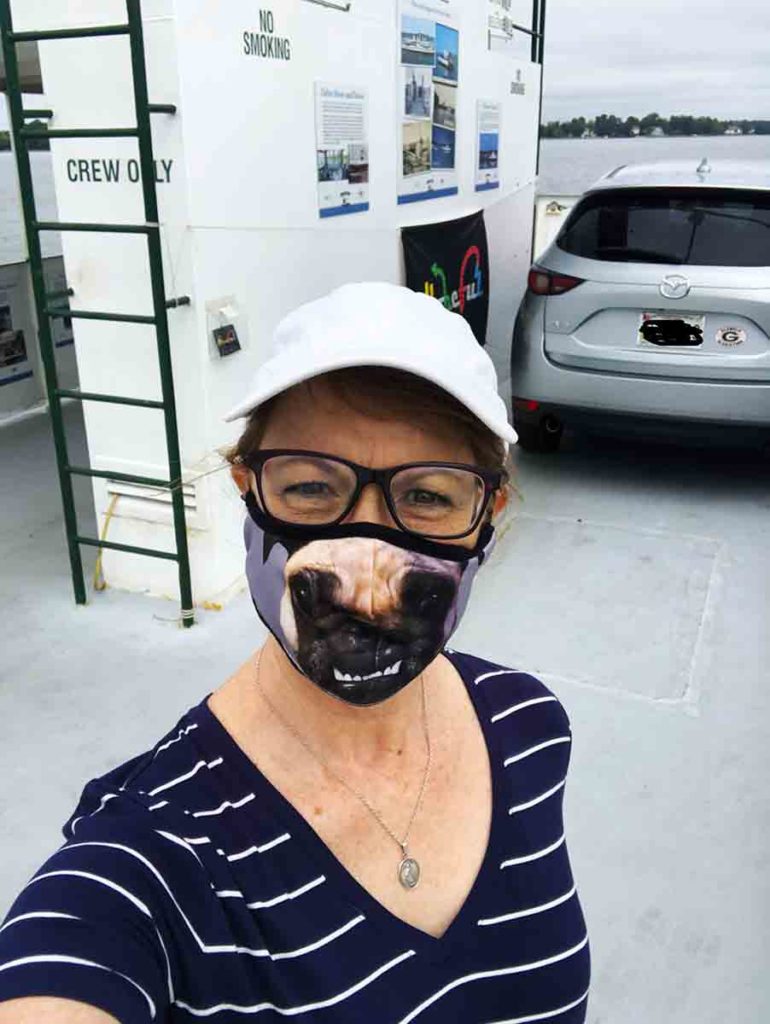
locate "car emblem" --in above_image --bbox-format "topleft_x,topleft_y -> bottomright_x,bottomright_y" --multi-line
659,274 -> 690,299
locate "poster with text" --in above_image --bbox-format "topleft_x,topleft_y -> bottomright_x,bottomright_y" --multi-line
402,210 -> 489,345
315,83 -> 369,218
475,100 -> 500,191
398,0 -> 459,205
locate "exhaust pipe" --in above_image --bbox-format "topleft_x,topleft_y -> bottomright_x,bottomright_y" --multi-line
543,414 -> 562,434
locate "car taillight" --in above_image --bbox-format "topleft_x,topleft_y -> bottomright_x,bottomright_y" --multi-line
527,266 -> 583,295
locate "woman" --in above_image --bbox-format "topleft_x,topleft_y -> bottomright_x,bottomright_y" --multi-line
0,282 -> 590,1022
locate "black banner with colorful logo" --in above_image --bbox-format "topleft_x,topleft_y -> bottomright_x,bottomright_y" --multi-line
401,209 -> 489,345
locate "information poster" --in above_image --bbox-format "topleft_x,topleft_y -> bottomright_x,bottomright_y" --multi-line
475,100 -> 500,191
314,82 -> 370,218
398,0 -> 460,205
0,299 -> 30,386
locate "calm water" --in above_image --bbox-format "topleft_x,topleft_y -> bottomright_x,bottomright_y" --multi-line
538,134 -> 770,195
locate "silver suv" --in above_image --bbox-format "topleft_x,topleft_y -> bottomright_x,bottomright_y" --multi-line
510,159 -> 770,452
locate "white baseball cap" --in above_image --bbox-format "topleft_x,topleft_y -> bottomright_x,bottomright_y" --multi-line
223,281 -> 517,445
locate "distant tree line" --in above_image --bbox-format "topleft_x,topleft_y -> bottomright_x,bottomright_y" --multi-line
0,121 -> 51,151
541,113 -> 770,138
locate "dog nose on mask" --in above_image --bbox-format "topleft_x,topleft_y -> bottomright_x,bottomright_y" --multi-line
288,565 -> 457,628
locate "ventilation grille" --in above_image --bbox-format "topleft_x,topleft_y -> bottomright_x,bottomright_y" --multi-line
106,478 -> 197,513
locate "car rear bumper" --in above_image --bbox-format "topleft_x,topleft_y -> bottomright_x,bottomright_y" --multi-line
511,308 -> 770,428
513,398 -> 770,446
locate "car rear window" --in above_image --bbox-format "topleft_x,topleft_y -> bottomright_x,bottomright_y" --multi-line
557,187 -> 770,267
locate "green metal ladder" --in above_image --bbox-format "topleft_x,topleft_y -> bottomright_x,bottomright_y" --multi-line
0,0 -> 194,626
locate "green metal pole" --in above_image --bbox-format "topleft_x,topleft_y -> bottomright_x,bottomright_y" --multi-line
0,0 -> 87,605
530,0 -> 540,64
125,0 -> 194,626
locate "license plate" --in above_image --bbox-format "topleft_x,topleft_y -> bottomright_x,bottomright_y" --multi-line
638,312 -> 705,348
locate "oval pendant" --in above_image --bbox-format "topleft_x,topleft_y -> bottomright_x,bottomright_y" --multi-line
398,856 -> 421,890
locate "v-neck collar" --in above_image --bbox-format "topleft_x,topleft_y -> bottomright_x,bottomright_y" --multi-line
194,651 -> 509,964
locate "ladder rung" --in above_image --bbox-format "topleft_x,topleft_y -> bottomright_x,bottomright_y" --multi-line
21,127 -> 138,140
10,24 -> 129,43
56,388 -> 165,410
76,536 -> 179,562
33,221 -> 153,235
46,306 -> 155,325
165,296 -> 191,309
67,465 -> 172,489
149,104 -> 177,115
46,288 -> 74,302
23,109 -> 54,119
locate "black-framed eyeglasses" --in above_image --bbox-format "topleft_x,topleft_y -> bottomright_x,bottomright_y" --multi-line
242,449 -> 502,540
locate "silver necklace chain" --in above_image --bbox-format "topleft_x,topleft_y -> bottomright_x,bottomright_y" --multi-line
254,650 -> 432,887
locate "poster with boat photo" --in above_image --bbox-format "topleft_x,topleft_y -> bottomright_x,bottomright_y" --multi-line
398,0 -> 459,205
314,83 -> 370,218
0,300 -> 30,386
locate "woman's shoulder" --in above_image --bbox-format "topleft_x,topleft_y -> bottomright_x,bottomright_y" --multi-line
60,699 -> 213,841
0,702 -> 224,1024
56,692 -> 271,865
445,648 -> 573,733
0,698 -> 257,958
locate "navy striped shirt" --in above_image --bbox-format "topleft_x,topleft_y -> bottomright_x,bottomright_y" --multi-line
0,651 -> 590,1022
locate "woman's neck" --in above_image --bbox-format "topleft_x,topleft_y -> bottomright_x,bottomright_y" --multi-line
255,636 -> 430,773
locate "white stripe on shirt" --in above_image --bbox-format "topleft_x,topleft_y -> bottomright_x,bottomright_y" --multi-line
509,778 -> 566,815
192,793 -> 256,818
0,953 -> 157,1019
153,723 -> 199,757
487,986 -> 590,1023
271,915 -> 365,961
501,834 -> 566,869
474,669 -> 519,685
25,869 -> 152,918
70,792 -> 118,834
155,831 -> 204,865
246,876 -> 326,910
491,696 -> 557,724
173,948 -> 416,1017
148,757 -> 223,797
0,911 -> 79,936
478,885 -> 577,927
504,737 -> 571,767
226,833 -> 291,861
60,841 -> 322,959
395,936 -> 589,1024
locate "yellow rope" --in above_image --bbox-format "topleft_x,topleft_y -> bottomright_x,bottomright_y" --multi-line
92,493 -> 119,592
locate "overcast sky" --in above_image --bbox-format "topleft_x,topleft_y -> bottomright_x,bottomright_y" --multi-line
541,0 -> 770,122
3,1 -> 767,129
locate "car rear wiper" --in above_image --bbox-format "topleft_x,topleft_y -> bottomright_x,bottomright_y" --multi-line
594,246 -> 684,264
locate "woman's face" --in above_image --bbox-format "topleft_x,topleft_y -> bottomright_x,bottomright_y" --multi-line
236,376 -> 504,700
245,377 -> 494,549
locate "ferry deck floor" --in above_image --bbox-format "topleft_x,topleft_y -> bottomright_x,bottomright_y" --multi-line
1,402 -> 768,1023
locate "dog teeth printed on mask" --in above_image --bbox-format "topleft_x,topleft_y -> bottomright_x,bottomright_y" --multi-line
333,661 -> 403,684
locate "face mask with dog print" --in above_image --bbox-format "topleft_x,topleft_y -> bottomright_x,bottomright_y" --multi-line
242,491 -> 495,706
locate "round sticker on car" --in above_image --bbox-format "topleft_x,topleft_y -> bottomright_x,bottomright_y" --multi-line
716,327 -> 746,347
